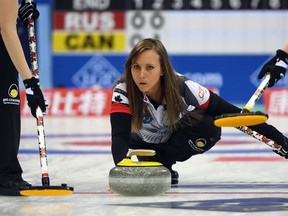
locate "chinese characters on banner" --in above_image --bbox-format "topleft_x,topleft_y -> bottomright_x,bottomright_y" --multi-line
20,89 -> 112,116
263,89 -> 288,116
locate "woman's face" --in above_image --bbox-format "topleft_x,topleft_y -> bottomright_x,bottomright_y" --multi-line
131,49 -> 164,101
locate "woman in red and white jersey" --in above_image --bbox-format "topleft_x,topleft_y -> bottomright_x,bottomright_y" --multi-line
110,38 -> 288,185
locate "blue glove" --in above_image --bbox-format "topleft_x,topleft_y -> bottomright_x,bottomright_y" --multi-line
23,77 -> 46,118
258,49 -> 288,87
18,0 -> 39,27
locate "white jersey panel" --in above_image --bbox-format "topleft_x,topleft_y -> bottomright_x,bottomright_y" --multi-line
112,82 -> 129,105
184,80 -> 210,107
112,76 -> 211,144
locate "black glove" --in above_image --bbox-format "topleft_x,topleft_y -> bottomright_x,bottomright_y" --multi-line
272,137 -> 288,159
258,49 -> 288,87
18,0 -> 40,27
273,147 -> 288,159
23,77 -> 46,118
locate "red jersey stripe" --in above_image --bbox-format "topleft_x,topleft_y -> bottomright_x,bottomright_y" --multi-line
110,102 -> 131,114
196,98 -> 210,110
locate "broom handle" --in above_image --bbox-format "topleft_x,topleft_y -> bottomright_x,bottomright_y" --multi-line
243,74 -> 270,112
237,126 -> 288,157
26,0 -> 50,186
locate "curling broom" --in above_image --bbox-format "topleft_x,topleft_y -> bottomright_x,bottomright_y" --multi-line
20,0 -> 73,196
214,74 -> 270,127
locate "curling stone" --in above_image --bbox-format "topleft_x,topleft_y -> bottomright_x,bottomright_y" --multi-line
109,149 -> 171,196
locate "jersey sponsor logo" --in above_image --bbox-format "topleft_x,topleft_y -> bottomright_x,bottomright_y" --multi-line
143,116 -> 153,124
196,138 -> 207,148
2,84 -> 20,106
198,85 -> 205,100
143,111 -> 153,124
188,139 -> 205,153
8,84 -> 18,98
52,32 -> 126,52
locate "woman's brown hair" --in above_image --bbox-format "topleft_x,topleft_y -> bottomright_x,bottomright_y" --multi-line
120,38 -> 200,132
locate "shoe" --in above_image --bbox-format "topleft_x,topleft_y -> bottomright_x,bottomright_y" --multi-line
171,170 -> 179,185
0,179 -> 31,196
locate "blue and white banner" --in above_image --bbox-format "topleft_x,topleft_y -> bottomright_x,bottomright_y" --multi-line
52,54 -> 287,103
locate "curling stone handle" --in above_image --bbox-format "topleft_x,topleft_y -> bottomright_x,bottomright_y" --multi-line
127,149 -> 156,158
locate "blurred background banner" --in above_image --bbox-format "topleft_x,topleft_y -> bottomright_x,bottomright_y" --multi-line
21,0 -> 288,105
20,89 -> 112,116
263,89 -> 288,116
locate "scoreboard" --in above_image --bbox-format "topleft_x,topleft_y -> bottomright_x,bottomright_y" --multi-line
54,0 -> 288,10
52,0 -> 288,53
51,0 -> 288,102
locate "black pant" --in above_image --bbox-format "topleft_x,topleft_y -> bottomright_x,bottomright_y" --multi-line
130,112 -> 221,168
0,35 -> 23,183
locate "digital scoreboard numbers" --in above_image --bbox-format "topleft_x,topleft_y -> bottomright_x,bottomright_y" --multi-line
126,11 -> 166,51
127,0 -> 288,10
54,0 -> 288,10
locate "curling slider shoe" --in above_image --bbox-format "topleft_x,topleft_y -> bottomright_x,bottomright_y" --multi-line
20,183 -> 74,196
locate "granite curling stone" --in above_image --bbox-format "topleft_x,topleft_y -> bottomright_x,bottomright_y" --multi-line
109,150 -> 171,196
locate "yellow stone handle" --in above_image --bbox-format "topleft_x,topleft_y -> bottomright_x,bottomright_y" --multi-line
127,149 -> 156,158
